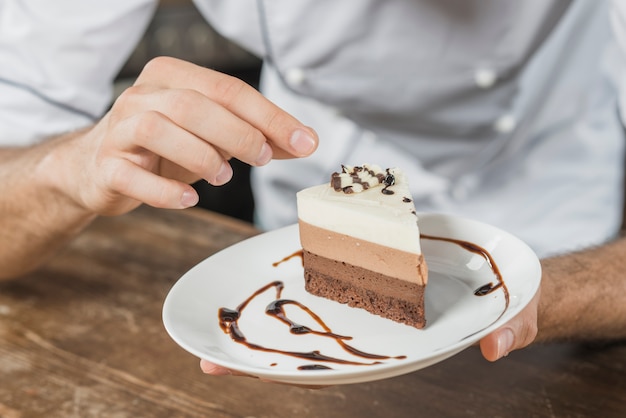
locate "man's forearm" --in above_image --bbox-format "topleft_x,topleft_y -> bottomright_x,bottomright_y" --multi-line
537,235 -> 626,342
0,133 -> 97,280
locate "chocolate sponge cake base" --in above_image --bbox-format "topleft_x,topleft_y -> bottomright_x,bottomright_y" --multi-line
303,250 -> 426,329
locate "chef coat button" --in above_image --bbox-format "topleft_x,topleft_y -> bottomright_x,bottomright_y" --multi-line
493,114 -> 517,134
474,68 -> 497,89
285,67 -> 307,87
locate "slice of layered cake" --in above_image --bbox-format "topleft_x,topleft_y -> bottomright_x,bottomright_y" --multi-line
296,164 -> 428,328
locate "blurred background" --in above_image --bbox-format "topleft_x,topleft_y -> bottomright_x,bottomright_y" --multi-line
114,0 -> 263,223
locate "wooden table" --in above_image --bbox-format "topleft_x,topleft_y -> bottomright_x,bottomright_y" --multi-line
1,206 -> 625,418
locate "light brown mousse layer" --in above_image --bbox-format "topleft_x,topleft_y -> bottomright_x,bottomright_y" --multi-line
303,250 -> 426,328
298,220 -> 427,285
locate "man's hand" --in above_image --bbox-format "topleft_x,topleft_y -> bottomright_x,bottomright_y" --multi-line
44,56 -> 318,216
0,56 -> 318,280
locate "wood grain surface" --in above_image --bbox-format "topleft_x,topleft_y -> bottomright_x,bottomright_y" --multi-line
1,205 -> 624,418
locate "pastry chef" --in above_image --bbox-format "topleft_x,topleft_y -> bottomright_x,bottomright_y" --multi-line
2,0 -> 626,365
2,1 -> 624,258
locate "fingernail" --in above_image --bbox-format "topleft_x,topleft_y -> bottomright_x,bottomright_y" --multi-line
255,142 -> 272,166
181,190 -> 199,208
205,367 -> 232,376
289,128 -> 317,156
213,161 -> 233,185
498,328 -> 515,359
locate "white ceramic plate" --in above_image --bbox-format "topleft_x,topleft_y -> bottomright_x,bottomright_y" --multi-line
163,213 -> 541,385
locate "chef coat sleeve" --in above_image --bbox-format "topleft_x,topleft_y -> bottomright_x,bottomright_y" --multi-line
0,0 -> 158,146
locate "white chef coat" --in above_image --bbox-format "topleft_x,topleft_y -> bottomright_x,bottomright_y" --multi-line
0,0 -> 157,144
1,0 -> 625,258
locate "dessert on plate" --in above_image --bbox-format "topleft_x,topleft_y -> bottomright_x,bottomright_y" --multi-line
296,164 -> 428,328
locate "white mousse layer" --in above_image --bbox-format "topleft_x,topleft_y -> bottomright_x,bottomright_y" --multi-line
296,168 -> 422,254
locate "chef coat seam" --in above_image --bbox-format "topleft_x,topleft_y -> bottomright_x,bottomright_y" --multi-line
0,76 -> 98,121
256,0 -> 275,66
489,2 -> 572,78
257,0 -> 313,97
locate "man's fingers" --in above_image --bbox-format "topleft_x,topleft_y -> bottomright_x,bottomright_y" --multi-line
114,109 -> 233,185
479,288 -> 540,361
199,359 -> 232,376
99,158 -> 199,212
135,56 -> 318,159
80,57 -> 319,220
116,86 -> 271,169
198,359 -> 328,388
271,127 -> 319,160
479,328 -> 515,362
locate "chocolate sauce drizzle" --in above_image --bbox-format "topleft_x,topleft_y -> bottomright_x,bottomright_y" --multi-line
272,250 -> 303,268
218,279 -> 406,371
218,233 -> 508,372
420,234 -> 509,309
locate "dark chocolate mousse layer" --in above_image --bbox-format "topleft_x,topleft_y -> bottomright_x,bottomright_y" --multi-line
303,250 -> 426,329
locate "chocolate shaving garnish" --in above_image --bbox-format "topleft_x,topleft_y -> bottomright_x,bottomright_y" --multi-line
330,164 -> 399,195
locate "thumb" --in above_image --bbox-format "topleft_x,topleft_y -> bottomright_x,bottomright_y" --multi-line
479,288 -> 540,361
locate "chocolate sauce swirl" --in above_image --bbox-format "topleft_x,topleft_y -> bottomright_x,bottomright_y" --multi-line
218,280 -> 405,370
421,234 -> 509,309
218,233 -> 507,372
